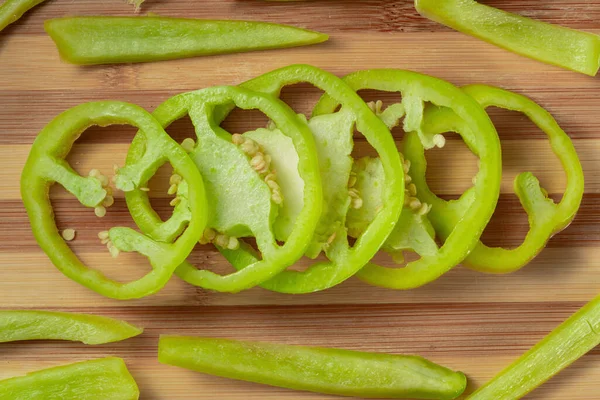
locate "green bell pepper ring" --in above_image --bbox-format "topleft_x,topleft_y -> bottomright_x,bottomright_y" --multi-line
315,69 -> 502,289
468,292 -> 600,399
458,85 -> 583,273
159,336 -> 467,400
125,85 -> 323,293
21,101 -> 208,299
0,310 -> 142,344
0,357 -> 139,400
214,64 -> 405,293
415,0 -> 600,76
0,0 -> 45,32
44,17 -> 328,65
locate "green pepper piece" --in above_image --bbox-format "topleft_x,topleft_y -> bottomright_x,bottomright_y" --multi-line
415,0 -> 600,76
124,85 -> 323,293
0,310 -> 142,344
159,336 -> 467,400
44,17 -> 328,65
0,0 -> 45,32
315,69 -> 502,289
0,357 -> 139,400
213,64 -> 405,293
347,157 -> 438,262
408,85 -> 584,274
467,293 -> 600,399
244,108 -> 356,258
21,101 -> 208,299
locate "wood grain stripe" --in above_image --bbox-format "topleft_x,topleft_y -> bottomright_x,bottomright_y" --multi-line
5,0 -> 600,35
0,246 -> 598,308
4,139 -> 596,200
3,32 -> 600,92
1,192 -> 597,251
2,87 -> 600,143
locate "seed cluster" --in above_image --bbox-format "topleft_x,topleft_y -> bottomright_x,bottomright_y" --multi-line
231,134 -> 283,205
403,159 -> 432,216
98,230 -> 120,258
88,168 -> 115,218
348,171 -> 363,209
199,228 -> 240,250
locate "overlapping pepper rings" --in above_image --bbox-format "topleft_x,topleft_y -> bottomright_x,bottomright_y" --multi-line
21,64 -> 584,299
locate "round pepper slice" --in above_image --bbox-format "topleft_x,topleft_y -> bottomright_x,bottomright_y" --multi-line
20,101 -> 207,299
213,64 -> 406,293
315,69 -> 502,289
125,86 -> 323,293
410,84 -> 584,274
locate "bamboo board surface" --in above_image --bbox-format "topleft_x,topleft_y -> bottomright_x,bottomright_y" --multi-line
1,0 -> 600,398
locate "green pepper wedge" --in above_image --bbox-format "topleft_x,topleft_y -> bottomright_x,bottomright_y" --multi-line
0,310 -> 142,344
418,85 -> 584,274
125,85 -> 323,293
0,357 -> 139,400
415,0 -> 600,76
212,64 -> 406,293
159,336 -> 467,400
0,0 -> 46,32
20,101 -> 208,299
315,69 -> 502,289
44,16 -> 328,65
468,293 -> 600,399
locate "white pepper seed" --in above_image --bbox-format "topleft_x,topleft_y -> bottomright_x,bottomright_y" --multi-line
61,229 -> 76,241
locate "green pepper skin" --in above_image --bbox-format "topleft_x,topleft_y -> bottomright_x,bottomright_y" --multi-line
461,85 -> 583,273
316,69 -> 502,290
125,85 -> 323,293
405,85 -> 583,274
44,17 -> 329,65
217,64 -> 406,293
0,0 -> 46,32
0,310 -> 142,344
159,336 -> 466,400
20,101 -> 208,299
0,358 -> 139,400
468,294 -> 600,399
415,0 -> 600,76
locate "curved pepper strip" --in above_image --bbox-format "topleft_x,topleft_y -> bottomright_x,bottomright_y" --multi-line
408,85 -> 584,274
213,64 -> 405,293
0,310 -> 142,344
20,101 -> 207,299
315,69 -> 502,289
415,0 -> 600,76
0,357 -> 139,400
159,336 -> 467,400
45,17 -> 328,65
467,292 -> 600,399
0,0 -> 46,32
125,85 -> 323,293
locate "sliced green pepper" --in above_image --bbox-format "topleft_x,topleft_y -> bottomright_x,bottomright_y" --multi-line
125,85 -> 323,293
443,85 -> 582,273
0,357 -> 139,400
44,17 -> 328,65
244,108 -> 356,259
315,69 -> 502,289
21,101 -> 208,299
0,0 -> 46,32
159,336 -> 467,400
468,293 -> 600,399
415,0 -> 600,76
214,64 -> 405,293
0,310 -> 142,344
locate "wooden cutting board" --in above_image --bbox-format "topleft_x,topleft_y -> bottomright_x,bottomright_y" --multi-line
2,0 -> 600,398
